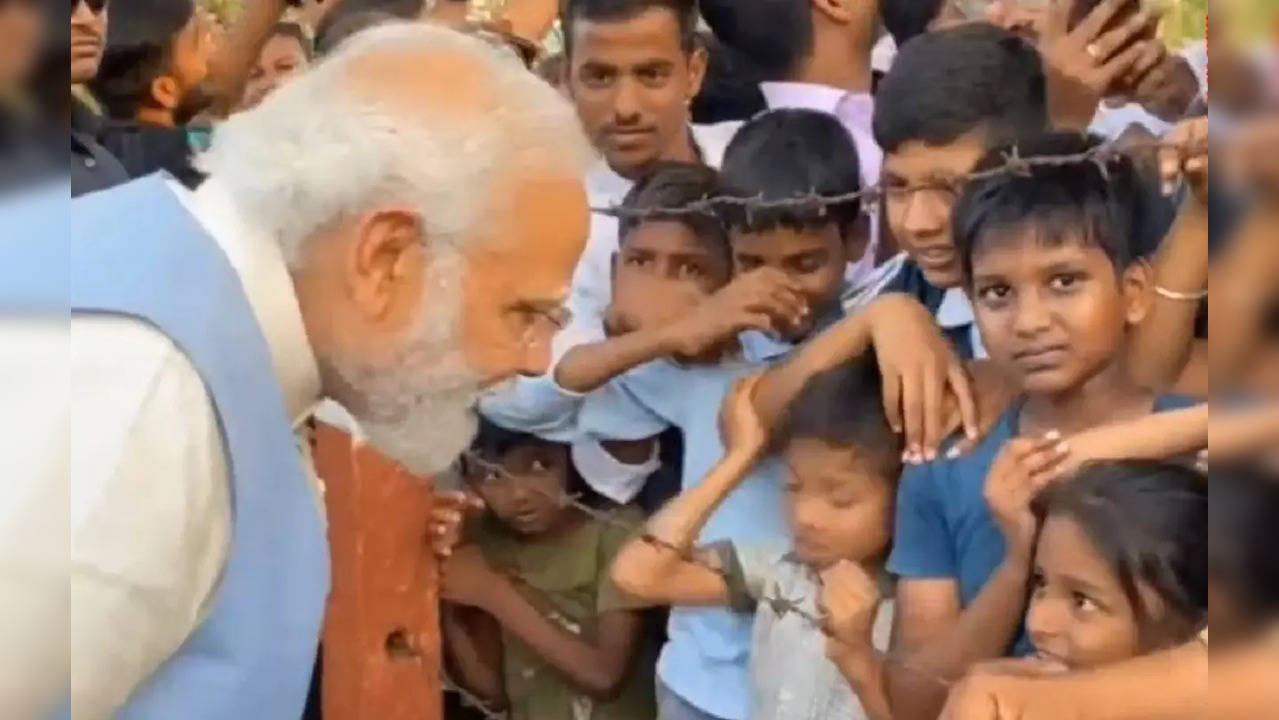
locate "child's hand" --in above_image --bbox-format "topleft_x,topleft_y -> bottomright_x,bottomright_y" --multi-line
1129,52 -> 1199,123
1158,117 -> 1209,198
984,433 -> 1072,565
719,374 -> 768,458
439,545 -> 498,609
664,268 -> 808,357
430,490 -> 485,559
865,293 -> 978,463
608,268 -> 704,337
819,559 -> 881,666
1039,0 -> 1160,130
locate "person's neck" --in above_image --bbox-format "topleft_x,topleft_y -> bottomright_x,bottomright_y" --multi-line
1019,358 -> 1155,437
792,39 -> 872,95
135,106 -> 176,128
518,508 -> 587,544
613,126 -> 698,181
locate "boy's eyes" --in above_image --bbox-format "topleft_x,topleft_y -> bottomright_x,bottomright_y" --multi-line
674,261 -> 705,279
1048,272 -> 1086,292
977,283 -> 1012,303
1071,591 -> 1102,614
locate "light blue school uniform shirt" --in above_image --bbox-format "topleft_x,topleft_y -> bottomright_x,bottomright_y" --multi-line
577,331 -> 809,720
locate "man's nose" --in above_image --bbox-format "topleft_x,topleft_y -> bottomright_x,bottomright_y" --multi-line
516,330 -> 554,378
902,189 -> 948,240
611,79 -> 642,122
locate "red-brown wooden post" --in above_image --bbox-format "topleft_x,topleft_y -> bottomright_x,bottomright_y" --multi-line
314,422 -> 443,720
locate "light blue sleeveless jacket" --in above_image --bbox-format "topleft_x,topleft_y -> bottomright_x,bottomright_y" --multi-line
2,176 -> 329,719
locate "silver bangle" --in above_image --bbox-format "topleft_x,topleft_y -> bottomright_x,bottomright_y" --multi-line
1154,286 -> 1208,301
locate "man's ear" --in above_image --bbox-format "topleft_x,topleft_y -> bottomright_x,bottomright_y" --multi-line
1122,258 -> 1154,326
346,207 -> 425,322
150,75 -> 180,111
812,0 -> 855,24
687,42 -> 709,101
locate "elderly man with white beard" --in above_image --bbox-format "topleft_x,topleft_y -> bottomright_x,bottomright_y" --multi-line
0,21 -> 591,720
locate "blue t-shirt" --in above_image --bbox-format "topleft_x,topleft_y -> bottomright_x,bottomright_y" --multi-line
886,394 -> 1197,654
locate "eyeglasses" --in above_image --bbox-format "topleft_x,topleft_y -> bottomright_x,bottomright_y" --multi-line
74,0 -> 109,15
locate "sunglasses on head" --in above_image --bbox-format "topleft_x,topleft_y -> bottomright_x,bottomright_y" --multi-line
75,0 -> 109,15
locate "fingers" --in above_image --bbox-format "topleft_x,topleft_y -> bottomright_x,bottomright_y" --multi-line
948,363 -> 981,443
1044,0 -> 1071,37
922,364 -> 943,462
1123,41 -> 1165,90
1073,0 -> 1136,44
883,369 -> 903,437
901,371 -> 924,463
1097,40 -> 1152,90
1017,431 -> 1072,486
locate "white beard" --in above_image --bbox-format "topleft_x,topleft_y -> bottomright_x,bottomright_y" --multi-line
332,253 -> 484,477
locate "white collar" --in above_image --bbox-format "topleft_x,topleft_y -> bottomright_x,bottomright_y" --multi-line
936,287 -> 976,329
760,81 -> 854,115
168,178 -> 322,426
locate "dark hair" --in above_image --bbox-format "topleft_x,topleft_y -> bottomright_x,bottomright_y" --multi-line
563,0 -> 699,56
782,353 -> 903,475
314,0 -> 425,55
718,108 -> 862,237
466,416 -> 599,502
699,0 -> 811,81
952,132 -> 1164,284
1208,462 -> 1279,639
879,0 -> 946,47
618,161 -> 729,258
90,0 -> 195,120
873,23 -> 1047,154
270,22 -> 314,63
690,33 -> 767,124
1034,460 -> 1208,649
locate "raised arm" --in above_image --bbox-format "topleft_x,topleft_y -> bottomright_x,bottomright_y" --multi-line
610,377 -> 768,606
204,0 -> 293,118
1128,118 -> 1210,392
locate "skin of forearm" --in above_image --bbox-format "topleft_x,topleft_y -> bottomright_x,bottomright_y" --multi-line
611,449 -> 758,601
205,0 -> 289,117
1129,201 -> 1208,390
478,576 -> 632,698
1068,404 -> 1208,463
441,606 -> 507,707
753,313 -> 871,438
890,561 -> 1031,720
553,323 -> 683,393
1028,642 -> 1208,720
835,654 -> 893,720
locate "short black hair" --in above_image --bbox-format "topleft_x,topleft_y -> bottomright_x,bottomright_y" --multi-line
699,0 -> 811,81
873,23 -> 1047,154
90,0 -> 195,120
314,0 -> 426,55
1208,462 -> 1279,640
690,33 -> 767,124
466,416 -> 598,501
563,0 -> 699,57
1034,460 -> 1208,650
618,161 -> 730,260
879,0 -> 946,47
782,353 -> 903,475
718,108 -> 862,237
952,132 -> 1166,284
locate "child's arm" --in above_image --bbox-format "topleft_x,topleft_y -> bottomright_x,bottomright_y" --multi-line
440,546 -> 643,699
555,267 -> 807,393
1066,403 -> 1208,468
753,293 -> 978,458
1209,205 -> 1279,385
1128,118 -> 1210,392
821,560 -> 892,720
887,436 -> 1072,720
610,378 -> 769,606
441,603 -> 508,710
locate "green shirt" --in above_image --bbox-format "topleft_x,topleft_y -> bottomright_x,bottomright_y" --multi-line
474,507 -> 655,720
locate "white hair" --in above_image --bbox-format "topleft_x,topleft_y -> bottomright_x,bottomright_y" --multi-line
198,22 -> 594,265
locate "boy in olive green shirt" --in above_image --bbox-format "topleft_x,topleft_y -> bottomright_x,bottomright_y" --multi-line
438,418 -> 654,720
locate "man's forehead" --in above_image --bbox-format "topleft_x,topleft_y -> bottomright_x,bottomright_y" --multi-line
570,8 -> 686,61
886,133 -> 989,177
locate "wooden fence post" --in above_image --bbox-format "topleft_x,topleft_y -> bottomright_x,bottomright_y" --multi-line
313,422 -> 443,720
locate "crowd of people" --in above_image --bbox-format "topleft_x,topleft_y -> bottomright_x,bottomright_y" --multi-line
4,0 -> 1279,718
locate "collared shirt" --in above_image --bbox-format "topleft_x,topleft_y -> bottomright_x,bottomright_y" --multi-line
711,541 -> 893,720
936,288 -> 987,360
0,177 -> 323,719
881,256 -> 985,361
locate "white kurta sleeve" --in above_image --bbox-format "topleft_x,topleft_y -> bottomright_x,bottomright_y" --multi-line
69,317 -> 231,720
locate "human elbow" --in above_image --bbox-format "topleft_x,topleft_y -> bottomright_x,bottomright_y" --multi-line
609,549 -> 662,603
576,663 -> 630,700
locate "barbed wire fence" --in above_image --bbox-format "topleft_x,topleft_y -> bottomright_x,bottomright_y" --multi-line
437,136 -> 1207,719
441,451 -> 957,720
589,138 -> 1204,221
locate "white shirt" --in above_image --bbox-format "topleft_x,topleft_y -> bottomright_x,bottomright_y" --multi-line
0,178 -> 322,720
936,287 -> 988,360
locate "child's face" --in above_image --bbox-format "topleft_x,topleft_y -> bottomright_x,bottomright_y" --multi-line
969,234 -> 1149,396
782,438 -> 894,569
730,225 -> 858,339
1027,514 -> 1144,670
618,219 -> 732,296
468,443 -> 573,536
882,130 -> 989,289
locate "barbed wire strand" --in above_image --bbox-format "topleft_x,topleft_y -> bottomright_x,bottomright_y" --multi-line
447,452 -> 959,699
590,138 -> 1203,219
